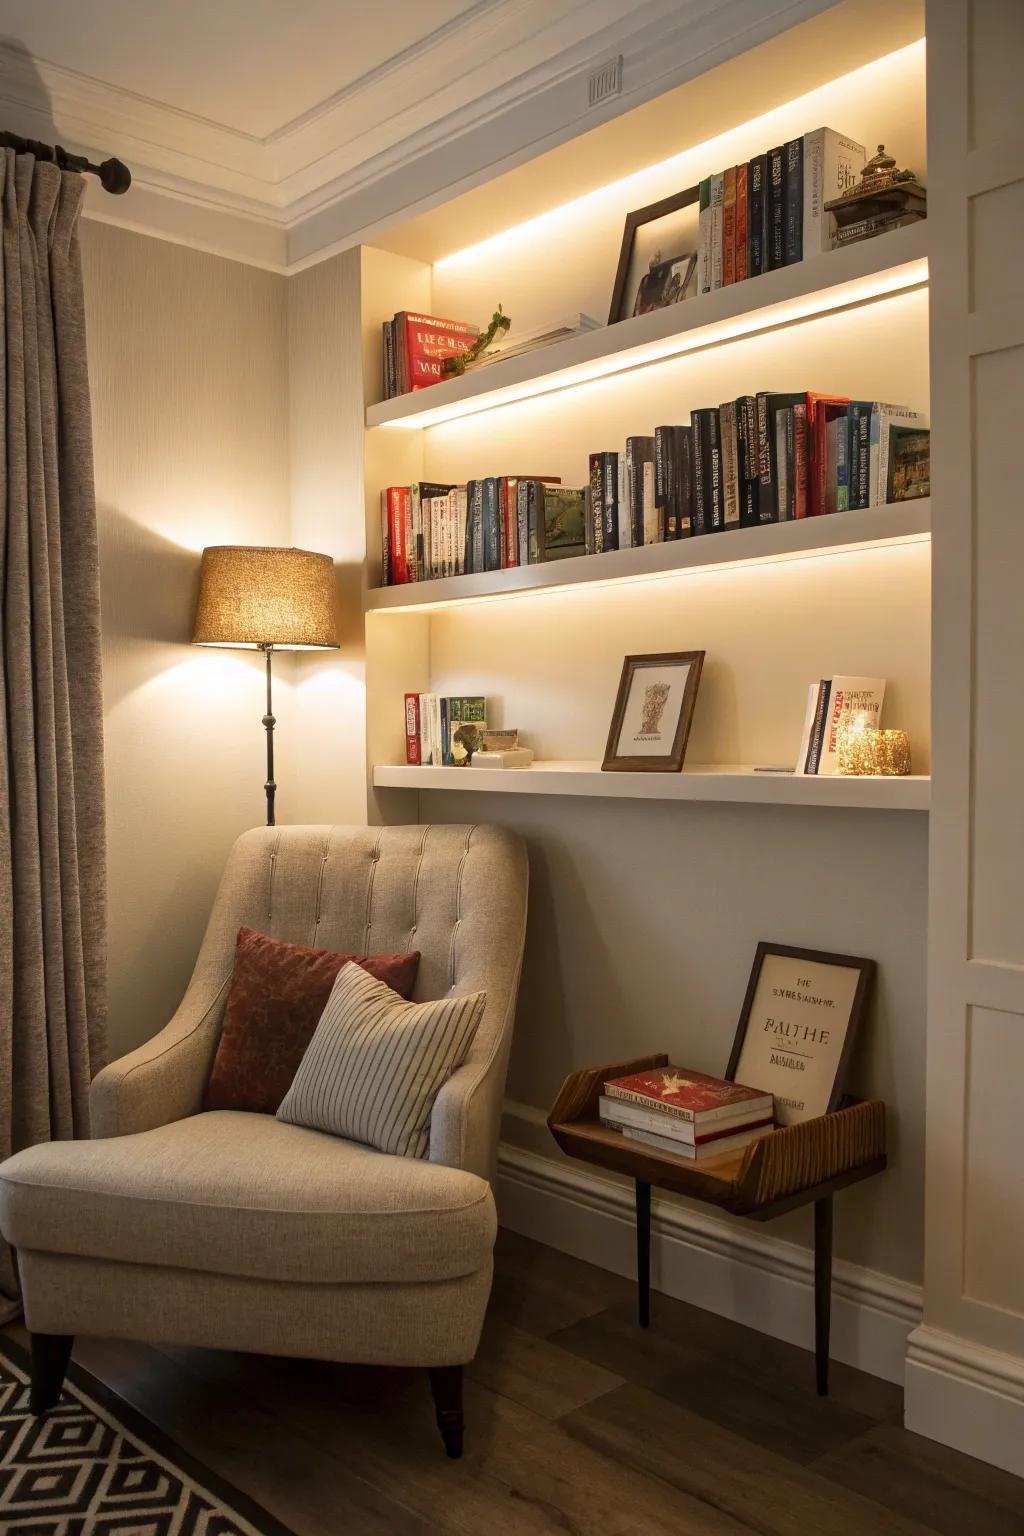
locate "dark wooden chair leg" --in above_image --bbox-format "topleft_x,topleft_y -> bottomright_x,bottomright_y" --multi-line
636,1178 -> 651,1328
814,1196 -> 833,1396
29,1333 -> 73,1415
428,1365 -> 464,1459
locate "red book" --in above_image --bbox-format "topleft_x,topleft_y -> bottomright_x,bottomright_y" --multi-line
793,402 -> 808,518
722,168 -> 737,286
604,1065 -> 772,1124
396,312 -> 477,394
807,393 -> 850,516
735,164 -> 749,283
404,694 -> 421,765
382,487 -> 408,583
501,477 -> 518,568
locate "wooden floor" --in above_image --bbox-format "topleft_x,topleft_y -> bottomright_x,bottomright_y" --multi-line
30,1231 -> 1024,1536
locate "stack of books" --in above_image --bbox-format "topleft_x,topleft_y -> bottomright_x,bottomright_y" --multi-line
381,477 -> 587,584
585,398 -> 928,549
382,311 -> 478,398
697,127 -> 866,291
599,1066 -> 774,1161
475,312 -> 601,369
796,675 -> 885,775
404,694 -> 486,766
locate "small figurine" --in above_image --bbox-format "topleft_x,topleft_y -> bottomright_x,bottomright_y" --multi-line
443,307 -> 511,377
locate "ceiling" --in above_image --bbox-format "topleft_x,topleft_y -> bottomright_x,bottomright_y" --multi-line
0,0 -> 483,140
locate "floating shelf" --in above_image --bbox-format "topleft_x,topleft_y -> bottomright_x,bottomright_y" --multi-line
373,761 -> 930,811
366,500 -> 930,613
366,222 -> 928,432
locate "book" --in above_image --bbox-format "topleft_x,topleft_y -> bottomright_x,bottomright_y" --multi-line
848,402 -> 872,510
803,678 -> 831,774
736,395 -> 760,526
483,477 -> 501,571
776,406 -> 793,520
748,154 -> 767,277
620,1123 -> 774,1160
604,1065 -> 773,1124
394,311 -> 477,394
411,481 -> 456,579
465,480 -> 485,573
806,395 -> 849,516
722,166 -> 737,286
759,392 -> 803,522
871,404 -> 929,506
794,681 -> 820,773
698,177 -> 713,294
691,408 -> 722,534
735,162 -> 749,283
588,454 -> 605,555
719,400 -> 741,529
442,696 -> 487,766
674,426 -> 694,538
819,676 -> 886,775
888,427 -> 930,501
802,128 -> 866,256
625,437 -> 656,546
403,693 -> 421,765
598,1094 -> 773,1143
835,210 -> 924,246
654,428 -> 673,540
754,392 -> 776,525
835,411 -> 850,512
601,452 -> 620,549
783,137 -> 803,265
382,321 -> 397,400
544,486 -> 588,560
766,146 -> 785,269
616,454 -> 633,549
500,478 -> 518,568
709,172 -> 725,290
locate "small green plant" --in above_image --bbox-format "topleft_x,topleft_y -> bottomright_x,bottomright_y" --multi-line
443,307 -> 511,377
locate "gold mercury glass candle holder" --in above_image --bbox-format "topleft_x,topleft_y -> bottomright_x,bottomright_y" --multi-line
836,724 -> 912,776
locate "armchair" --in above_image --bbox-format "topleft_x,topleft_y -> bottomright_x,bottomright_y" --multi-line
0,823 -> 528,1457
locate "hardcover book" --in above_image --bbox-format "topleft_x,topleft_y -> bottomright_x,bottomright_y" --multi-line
766,146 -> 785,270
442,696 -> 487,766
802,128 -> 866,256
722,166 -> 737,286
601,452 -> 620,549
698,177 -> 713,294
783,137 -> 804,265
718,400 -> 741,529
598,1094 -> 773,1143
395,311 -> 477,393
543,486 -> 587,560
709,172 -> 725,290
871,404 -> 929,506
604,1066 -> 773,1124
888,427 -> 930,501
735,162 -> 749,283
621,1123 -> 774,1161
748,154 -> 767,277
403,693 -> 421,764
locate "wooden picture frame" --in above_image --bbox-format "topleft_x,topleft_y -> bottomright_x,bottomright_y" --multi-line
608,185 -> 700,325
726,943 -> 876,1124
602,651 -> 704,772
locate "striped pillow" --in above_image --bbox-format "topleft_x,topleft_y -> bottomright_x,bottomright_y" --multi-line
276,962 -> 485,1158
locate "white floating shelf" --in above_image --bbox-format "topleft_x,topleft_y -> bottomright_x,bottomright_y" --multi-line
366,222 -> 928,432
366,500 -> 930,613
373,761 -> 930,811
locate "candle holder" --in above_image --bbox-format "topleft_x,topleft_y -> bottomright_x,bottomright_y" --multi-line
837,725 -> 911,776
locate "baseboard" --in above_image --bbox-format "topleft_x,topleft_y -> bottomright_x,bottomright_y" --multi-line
905,1326 -> 1024,1477
495,1136 -> 921,1385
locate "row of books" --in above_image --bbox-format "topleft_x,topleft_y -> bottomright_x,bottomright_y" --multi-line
404,694 -> 486,767
796,675 -> 884,775
381,310 -> 600,399
697,127 -> 866,292
599,1065 -> 774,1163
381,478 -> 587,583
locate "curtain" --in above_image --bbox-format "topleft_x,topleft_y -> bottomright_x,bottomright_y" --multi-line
0,150 -> 107,1318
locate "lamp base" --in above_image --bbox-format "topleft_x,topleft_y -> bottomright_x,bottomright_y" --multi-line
261,644 -> 276,826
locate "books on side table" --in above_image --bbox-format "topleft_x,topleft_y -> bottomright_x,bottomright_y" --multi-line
600,1065 -> 774,1162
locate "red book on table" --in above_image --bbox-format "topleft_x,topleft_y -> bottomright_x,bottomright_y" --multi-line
604,1065 -> 772,1124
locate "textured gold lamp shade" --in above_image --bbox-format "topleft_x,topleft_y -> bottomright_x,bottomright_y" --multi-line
192,545 -> 339,650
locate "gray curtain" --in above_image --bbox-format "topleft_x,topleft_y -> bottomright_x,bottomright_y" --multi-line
0,150 -> 107,1318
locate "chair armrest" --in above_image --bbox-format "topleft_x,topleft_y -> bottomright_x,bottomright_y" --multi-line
89,974 -> 231,1138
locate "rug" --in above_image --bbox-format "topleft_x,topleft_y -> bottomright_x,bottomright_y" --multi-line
0,1333 -> 296,1535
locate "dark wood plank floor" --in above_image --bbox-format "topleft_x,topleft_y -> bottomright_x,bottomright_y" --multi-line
20,1230 -> 1024,1536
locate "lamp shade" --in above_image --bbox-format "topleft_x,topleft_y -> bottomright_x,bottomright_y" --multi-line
192,545 -> 339,650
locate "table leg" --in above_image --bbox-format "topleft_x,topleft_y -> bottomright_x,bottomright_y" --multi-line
814,1195 -> 833,1396
636,1178 -> 651,1328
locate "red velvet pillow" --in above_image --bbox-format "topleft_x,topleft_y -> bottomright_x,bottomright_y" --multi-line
204,927 -> 420,1114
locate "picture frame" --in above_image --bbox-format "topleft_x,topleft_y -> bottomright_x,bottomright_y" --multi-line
726,943 -> 876,1126
602,651 -> 705,772
608,186 -> 701,325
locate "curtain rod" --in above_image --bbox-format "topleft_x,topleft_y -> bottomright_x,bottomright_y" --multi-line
0,131 -> 131,194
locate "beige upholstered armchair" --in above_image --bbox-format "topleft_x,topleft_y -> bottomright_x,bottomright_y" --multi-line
0,824 -> 528,1457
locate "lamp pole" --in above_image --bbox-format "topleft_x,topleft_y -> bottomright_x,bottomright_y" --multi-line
260,643 -> 276,826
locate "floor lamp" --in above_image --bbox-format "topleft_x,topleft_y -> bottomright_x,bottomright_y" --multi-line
192,545 -> 340,826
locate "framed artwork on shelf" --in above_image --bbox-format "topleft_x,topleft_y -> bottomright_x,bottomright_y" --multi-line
726,943 -> 876,1126
602,651 -> 704,772
608,186 -> 700,324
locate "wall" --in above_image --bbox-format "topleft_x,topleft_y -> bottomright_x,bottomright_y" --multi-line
83,222 -> 291,1058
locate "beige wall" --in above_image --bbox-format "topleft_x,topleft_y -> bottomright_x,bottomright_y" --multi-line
83,222 -> 291,1058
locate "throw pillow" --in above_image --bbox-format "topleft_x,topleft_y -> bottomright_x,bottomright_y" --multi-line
204,927 -> 420,1115
277,962 -> 485,1158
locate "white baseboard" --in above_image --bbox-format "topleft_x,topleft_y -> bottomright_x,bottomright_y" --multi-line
905,1327 -> 1024,1478
496,1137 -> 921,1385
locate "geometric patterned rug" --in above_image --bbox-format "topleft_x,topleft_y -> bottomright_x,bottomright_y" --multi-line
0,1334 -> 296,1535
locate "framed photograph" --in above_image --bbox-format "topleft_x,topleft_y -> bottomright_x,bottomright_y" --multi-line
608,187 -> 701,324
726,944 -> 876,1126
602,651 -> 704,772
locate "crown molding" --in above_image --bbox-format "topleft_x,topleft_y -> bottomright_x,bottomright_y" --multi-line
0,0 -> 832,273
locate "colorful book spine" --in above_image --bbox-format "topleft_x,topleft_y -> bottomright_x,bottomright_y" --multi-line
722,166 -> 737,286
755,393 -> 776,524
403,694 -> 421,765
709,172 -> 725,290
848,403 -> 872,510
736,396 -> 759,527
735,163 -> 749,283
793,402 -> 809,519
719,400 -> 741,530
380,489 -> 391,584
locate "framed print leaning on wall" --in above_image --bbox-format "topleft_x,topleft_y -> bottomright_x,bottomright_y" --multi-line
602,651 -> 704,772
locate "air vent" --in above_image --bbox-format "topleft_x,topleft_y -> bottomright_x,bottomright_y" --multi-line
588,56 -> 622,109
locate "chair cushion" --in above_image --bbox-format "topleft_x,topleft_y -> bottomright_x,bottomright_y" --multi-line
203,927 -> 420,1115
277,964 -> 485,1157
0,1112 -> 494,1285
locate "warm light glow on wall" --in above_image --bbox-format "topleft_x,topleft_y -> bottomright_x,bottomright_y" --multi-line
434,40 -> 925,272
